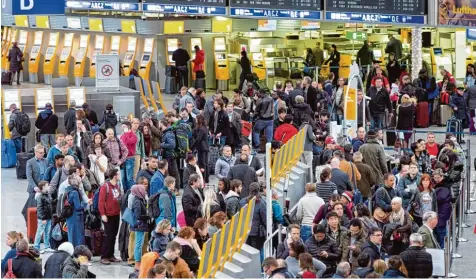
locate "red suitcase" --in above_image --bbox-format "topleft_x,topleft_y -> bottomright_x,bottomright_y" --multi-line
27,208 -> 38,243
416,101 -> 429,128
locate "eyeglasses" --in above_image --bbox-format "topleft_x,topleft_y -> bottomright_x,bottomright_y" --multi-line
372,233 -> 383,237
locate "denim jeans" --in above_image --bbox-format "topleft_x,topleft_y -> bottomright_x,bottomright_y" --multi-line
134,231 -> 146,262
121,157 -> 135,193
13,137 -> 22,153
301,225 -> 312,243
436,225 -> 447,249
40,134 -> 55,150
370,113 -> 385,130
252,119 -> 273,149
34,219 -> 51,250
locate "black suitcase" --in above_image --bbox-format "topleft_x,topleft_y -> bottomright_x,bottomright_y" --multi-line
1,72 -> 12,85
447,117 -> 463,143
165,65 -> 176,77
165,76 -> 176,94
208,141 -> 220,175
16,152 -> 34,179
194,78 -> 206,90
386,130 -> 397,146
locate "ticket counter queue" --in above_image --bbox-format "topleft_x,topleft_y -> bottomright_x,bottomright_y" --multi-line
1,20 -> 472,91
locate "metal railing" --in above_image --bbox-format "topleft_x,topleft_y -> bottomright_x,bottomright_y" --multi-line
271,128 -> 306,185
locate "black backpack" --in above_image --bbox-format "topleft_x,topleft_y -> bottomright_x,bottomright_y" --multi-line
56,191 -> 73,219
15,111 -> 31,135
147,192 -> 164,218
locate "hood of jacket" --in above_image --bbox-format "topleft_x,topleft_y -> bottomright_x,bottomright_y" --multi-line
219,155 -> 235,164
225,190 -> 240,199
294,103 -> 311,111
365,138 -> 380,145
40,109 -> 53,119
173,236 -> 193,248
383,268 -> 406,278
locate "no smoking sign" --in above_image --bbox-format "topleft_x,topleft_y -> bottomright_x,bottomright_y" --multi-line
101,65 -> 113,76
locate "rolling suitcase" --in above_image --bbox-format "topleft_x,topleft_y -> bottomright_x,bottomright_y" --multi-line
438,105 -> 453,126
164,76 -> 176,94
1,139 -> 17,168
194,78 -> 206,90
86,228 -> 105,256
1,71 -> 12,85
416,101 -> 429,128
208,139 -> 220,175
16,152 -> 34,179
447,117 -> 463,143
27,207 -> 38,243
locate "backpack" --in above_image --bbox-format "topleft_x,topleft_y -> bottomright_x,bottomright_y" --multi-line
173,122 -> 191,158
57,191 -> 73,219
4,259 -> 16,278
138,252 -> 161,279
147,192 -> 164,218
15,111 -> 31,136
92,183 -> 110,214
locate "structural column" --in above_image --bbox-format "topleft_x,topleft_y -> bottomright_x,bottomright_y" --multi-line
411,26 -> 423,81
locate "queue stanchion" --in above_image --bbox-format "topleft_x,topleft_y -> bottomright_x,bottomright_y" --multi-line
466,140 -> 475,214
445,233 -> 457,278
458,180 -> 468,242
451,203 -> 462,259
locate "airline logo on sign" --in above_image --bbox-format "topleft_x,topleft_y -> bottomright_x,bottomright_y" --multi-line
2,0 -> 64,14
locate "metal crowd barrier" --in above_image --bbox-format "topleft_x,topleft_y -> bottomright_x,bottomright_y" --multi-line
263,224 -> 283,259
271,128 -> 306,185
197,198 -> 255,278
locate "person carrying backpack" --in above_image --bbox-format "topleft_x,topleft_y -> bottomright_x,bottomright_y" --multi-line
99,104 -> 118,135
8,103 -> 30,153
158,119 -> 180,195
97,169 -> 122,265
152,176 -> 177,228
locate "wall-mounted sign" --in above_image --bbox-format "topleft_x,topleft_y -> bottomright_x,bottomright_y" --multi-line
35,88 -> 54,111
230,0 -> 319,11
257,20 -> 277,31
325,12 -> 425,24
66,17 -> 82,29
143,4 -> 226,15
2,0 -> 64,15
301,21 -> 320,30
345,31 -> 367,40
439,0 -> 476,26
96,55 -> 120,89
326,0 -> 424,15
67,87 -> 86,107
143,0 -> 225,7
468,29 -> 476,40
121,20 -> 136,33
231,8 -> 321,20
65,1 -> 141,11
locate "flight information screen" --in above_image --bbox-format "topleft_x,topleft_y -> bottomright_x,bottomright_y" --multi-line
143,0 -> 226,5
230,0 -> 320,10
326,0 -> 425,15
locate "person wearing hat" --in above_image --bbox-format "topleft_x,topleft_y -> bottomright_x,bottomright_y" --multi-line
35,102 -> 59,151
359,130 -> 388,184
44,242 -> 74,278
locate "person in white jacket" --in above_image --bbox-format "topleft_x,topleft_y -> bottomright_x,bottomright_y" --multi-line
296,183 -> 325,242
88,145 -> 108,185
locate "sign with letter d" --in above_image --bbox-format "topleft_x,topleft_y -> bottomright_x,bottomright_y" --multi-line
2,0 -> 64,15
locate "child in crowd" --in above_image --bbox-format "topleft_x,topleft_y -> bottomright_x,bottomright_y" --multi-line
34,181 -> 54,253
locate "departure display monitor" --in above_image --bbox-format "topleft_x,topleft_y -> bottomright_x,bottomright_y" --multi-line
326,0 -> 425,15
143,0 -> 226,6
231,0 -> 320,10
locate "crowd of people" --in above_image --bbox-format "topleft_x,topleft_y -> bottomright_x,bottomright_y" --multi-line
2,50 -> 472,279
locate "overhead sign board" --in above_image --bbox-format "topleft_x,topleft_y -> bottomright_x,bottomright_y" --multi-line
326,0 -> 424,15
65,1 -> 141,11
143,0 -> 225,7
345,31 -> 367,40
143,4 -> 226,15
325,12 -> 425,24
230,8 -> 321,20
96,54 -> 120,89
439,0 -> 476,26
230,0 -> 320,11
2,0 -> 64,15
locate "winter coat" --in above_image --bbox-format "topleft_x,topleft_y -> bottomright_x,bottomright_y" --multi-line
156,187 -> 177,228
467,85 -> 476,109
7,109 -> 22,139
450,92 -> 468,120
174,237 -> 200,272
6,253 -> 42,278
330,168 -> 353,195
228,163 -> 258,199
408,189 -> 438,218
354,161 -> 375,198
305,235 -> 341,277
160,128 -> 176,159
66,187 -> 86,247
100,110 -> 118,131
255,95 -> 274,120
215,156 -> 236,179
36,193 -> 52,220
446,162 -> 463,199
400,246 -> 433,278
193,49 -> 205,72
326,226 -> 349,258
35,109 -> 58,135
357,45 -> 375,66
240,197 -> 266,237
183,163 -> 198,190
306,86 -> 320,112
289,88 -> 305,108
396,104 -> 415,131
376,185 -> 401,212
276,238 -> 307,259
397,173 -> 421,208
182,185 -> 204,226
382,268 -> 407,278
64,108 -> 77,135
274,123 -> 298,144
132,197 -> 149,232
225,190 -> 241,218
340,230 -> 366,267
434,180 -> 453,227
352,137 -> 365,153
61,256 -> 89,278
70,130 -> 92,155
386,60 -> 401,84
44,250 -> 70,278
151,231 -> 173,254
209,109 -> 230,136
361,240 -> 385,265
8,46 -> 23,72
354,267 -> 374,278
150,170 -> 166,196
191,126 -> 209,152
359,138 -> 388,184
368,86 -> 393,115
385,37 -> 403,60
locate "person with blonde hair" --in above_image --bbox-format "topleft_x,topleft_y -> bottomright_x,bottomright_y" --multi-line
1,231 -> 24,275
151,219 -> 174,255
201,189 -> 221,220
396,94 -> 415,148
373,259 -> 388,275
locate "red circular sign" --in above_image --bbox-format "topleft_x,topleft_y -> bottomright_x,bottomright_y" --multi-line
101,65 -> 113,76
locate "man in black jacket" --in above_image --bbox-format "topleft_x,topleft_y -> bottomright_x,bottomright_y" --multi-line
305,224 -> 341,277
367,77 -> 393,130
252,89 -> 274,150
182,174 -> 204,226
357,40 -> 376,77
303,76 -> 319,113
400,233 -> 433,278
5,239 -> 43,278
64,100 -> 77,135
289,80 -> 304,108
35,102 -> 59,151
361,227 -> 386,265
330,158 -> 353,195
172,42 -> 191,88
227,154 -> 258,199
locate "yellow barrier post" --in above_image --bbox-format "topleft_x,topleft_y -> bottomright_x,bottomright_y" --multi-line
145,80 -> 159,112
135,77 -> 150,109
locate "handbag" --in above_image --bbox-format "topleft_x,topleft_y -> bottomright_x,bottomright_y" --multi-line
51,223 -> 63,241
122,207 -> 137,226
35,114 -> 54,143
196,70 -> 205,79
373,207 -> 390,223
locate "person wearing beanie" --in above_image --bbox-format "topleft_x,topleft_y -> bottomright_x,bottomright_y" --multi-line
358,130 -> 388,184
35,102 -> 59,150
44,242 -> 75,278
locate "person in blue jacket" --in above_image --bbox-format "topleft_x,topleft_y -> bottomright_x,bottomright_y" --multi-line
271,189 -> 284,226
156,176 -> 177,229
450,88 -> 468,129
150,160 -> 168,196
65,176 -> 86,248
1,231 -> 24,277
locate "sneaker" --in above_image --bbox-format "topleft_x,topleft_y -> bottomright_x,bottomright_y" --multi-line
101,259 -> 111,265
45,248 -> 55,253
109,257 -> 121,263
175,190 -> 181,196
39,249 -> 45,254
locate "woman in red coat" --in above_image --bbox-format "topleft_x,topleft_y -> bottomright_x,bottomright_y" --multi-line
193,45 -> 205,73
274,114 -> 298,144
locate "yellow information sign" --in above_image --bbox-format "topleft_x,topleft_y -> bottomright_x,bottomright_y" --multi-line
121,20 -> 136,33
212,18 -> 232,33
344,87 -> 357,121
164,21 -> 184,34
89,18 -> 103,32
36,16 -> 49,29
15,16 -> 29,28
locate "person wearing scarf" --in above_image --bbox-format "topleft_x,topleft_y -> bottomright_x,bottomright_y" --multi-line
131,184 -> 149,271
388,197 -> 412,255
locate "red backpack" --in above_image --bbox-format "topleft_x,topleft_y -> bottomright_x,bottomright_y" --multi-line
440,92 -> 450,105
4,259 -> 16,278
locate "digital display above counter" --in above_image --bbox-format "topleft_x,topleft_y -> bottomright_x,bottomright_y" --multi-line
143,0 -> 225,7
65,1 -> 141,11
230,0 -> 319,11
325,12 -> 425,24
326,0 -> 424,15
143,3 -> 226,15
230,8 -> 320,20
